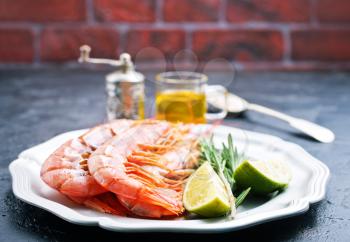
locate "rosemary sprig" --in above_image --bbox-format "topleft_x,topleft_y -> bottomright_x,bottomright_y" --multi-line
235,187 -> 251,208
221,134 -> 242,190
200,134 -> 243,190
199,134 -> 246,217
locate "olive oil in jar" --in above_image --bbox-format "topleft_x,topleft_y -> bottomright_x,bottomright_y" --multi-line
155,90 -> 206,123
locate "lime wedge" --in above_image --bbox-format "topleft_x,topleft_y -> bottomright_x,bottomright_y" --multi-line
183,162 -> 230,217
234,159 -> 292,195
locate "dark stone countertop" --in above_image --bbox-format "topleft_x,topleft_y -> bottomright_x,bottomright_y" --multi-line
0,69 -> 349,241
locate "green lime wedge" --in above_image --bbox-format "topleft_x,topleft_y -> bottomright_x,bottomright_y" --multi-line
183,162 -> 230,217
234,159 -> 292,195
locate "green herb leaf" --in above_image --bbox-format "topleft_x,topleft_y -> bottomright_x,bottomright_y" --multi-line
199,135 -> 247,217
200,134 -> 244,191
221,134 -> 244,190
235,187 -> 251,208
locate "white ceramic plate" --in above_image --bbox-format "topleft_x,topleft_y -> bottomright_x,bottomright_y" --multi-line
9,125 -> 329,233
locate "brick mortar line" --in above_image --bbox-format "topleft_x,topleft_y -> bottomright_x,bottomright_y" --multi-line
110,22 -> 350,32
0,22 -> 349,31
281,27 -> 292,64
218,0 -> 227,23
309,0 -> 319,27
116,25 -> 129,55
0,23 -> 43,28
31,25 -> 41,64
235,62 -> 350,71
85,0 -> 95,24
1,61 -> 350,70
156,0 -> 163,23
185,30 -> 193,51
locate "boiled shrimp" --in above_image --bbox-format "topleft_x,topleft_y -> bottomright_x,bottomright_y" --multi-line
69,193 -> 130,216
88,121 -> 201,218
40,119 -> 133,197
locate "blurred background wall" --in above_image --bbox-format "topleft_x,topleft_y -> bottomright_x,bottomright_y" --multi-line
0,0 -> 349,70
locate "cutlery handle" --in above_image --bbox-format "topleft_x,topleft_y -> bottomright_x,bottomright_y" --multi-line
247,103 -> 335,143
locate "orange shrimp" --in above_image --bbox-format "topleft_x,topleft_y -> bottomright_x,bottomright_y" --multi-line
120,125 -> 201,217
40,119 -> 133,197
69,193 -> 130,216
88,121 -> 201,218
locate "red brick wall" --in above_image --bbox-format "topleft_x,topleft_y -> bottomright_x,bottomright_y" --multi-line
0,0 -> 350,70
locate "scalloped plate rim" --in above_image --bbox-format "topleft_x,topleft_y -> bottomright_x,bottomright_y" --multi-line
9,125 -> 330,233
